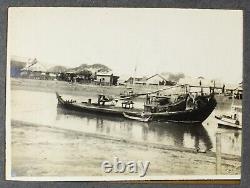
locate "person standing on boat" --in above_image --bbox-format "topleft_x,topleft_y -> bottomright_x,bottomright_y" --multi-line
222,84 -> 225,94
146,94 -> 150,104
186,93 -> 195,110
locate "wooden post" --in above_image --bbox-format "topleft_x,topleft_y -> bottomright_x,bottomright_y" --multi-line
216,132 -> 222,174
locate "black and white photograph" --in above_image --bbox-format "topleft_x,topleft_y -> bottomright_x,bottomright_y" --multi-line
6,7 -> 242,181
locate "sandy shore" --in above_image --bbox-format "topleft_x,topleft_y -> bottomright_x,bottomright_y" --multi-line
11,120 -> 241,177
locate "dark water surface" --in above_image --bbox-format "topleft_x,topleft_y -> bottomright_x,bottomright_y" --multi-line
11,90 -> 241,156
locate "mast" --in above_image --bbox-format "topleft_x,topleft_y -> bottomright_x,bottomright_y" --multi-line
133,64 -> 137,85
231,87 -> 235,109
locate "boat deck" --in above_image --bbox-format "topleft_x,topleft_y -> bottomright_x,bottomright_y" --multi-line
65,101 -> 144,114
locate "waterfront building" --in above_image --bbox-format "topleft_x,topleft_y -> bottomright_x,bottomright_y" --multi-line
95,72 -> 119,86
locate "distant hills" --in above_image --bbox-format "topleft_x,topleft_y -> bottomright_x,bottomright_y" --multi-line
67,63 -> 112,73
11,60 -> 26,70
10,59 -> 112,75
48,65 -> 68,73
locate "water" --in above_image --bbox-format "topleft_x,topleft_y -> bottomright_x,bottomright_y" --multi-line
11,90 -> 242,156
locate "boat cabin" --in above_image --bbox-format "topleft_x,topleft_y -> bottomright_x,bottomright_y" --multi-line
144,94 -> 172,113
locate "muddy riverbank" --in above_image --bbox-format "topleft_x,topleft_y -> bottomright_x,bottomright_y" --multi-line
11,120 -> 241,177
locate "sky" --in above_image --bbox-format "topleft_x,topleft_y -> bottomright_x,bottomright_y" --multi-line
8,8 -> 243,83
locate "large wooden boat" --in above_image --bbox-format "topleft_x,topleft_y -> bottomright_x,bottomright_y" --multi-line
56,92 -> 216,124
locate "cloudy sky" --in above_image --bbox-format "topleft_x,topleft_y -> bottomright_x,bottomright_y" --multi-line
8,8 -> 242,83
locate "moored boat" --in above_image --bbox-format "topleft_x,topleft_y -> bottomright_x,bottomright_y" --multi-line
215,105 -> 242,129
124,96 -> 216,124
56,92 -> 217,124
215,87 -> 242,129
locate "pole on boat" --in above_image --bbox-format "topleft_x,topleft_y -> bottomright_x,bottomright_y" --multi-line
216,132 -> 222,174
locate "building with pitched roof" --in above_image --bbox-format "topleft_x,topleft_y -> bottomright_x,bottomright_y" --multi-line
146,74 -> 176,86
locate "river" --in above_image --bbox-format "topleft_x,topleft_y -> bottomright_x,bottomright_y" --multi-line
10,89 -> 241,156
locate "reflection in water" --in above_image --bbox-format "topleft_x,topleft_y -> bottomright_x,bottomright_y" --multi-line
57,107 -> 213,152
146,122 -> 213,151
234,132 -> 240,138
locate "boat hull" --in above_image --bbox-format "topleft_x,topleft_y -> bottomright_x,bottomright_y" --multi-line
56,92 -> 137,117
56,92 -> 216,124
215,116 -> 242,129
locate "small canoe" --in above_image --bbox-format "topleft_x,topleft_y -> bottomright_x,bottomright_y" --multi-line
123,112 -> 152,122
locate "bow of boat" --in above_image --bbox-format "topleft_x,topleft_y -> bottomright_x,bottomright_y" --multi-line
56,92 -> 65,105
